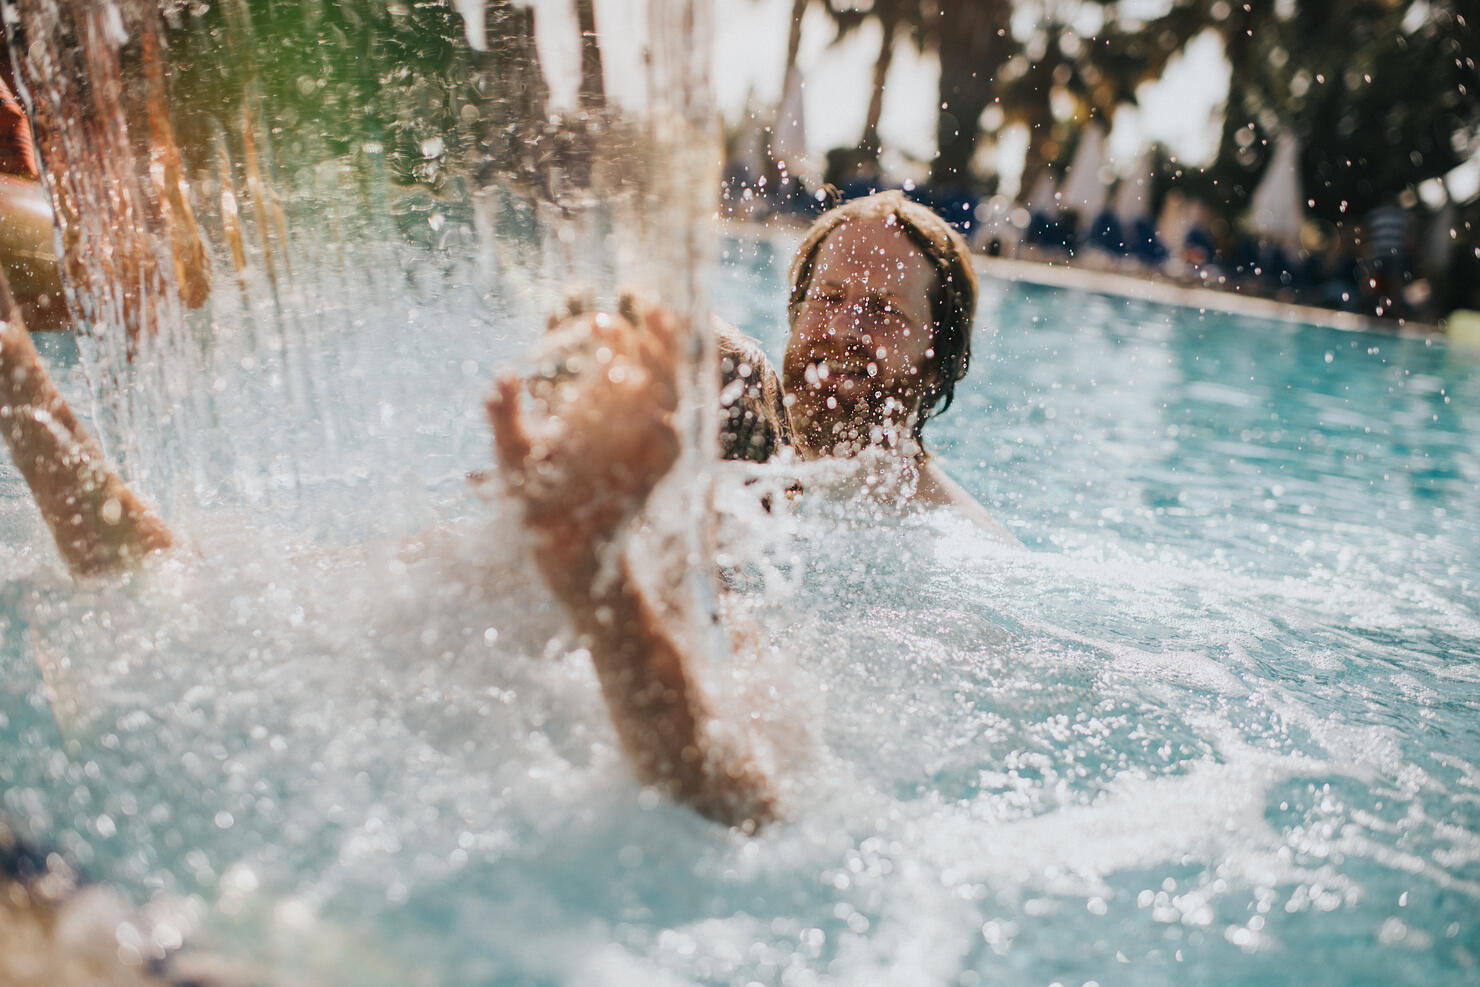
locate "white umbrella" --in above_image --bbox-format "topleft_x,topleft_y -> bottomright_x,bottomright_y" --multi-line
770,66 -> 809,177
1155,189 -> 1198,258
1247,137 -> 1304,247
1026,172 -> 1060,216
731,92 -> 770,183
1113,152 -> 1154,225
1059,123 -> 1109,220
1424,198 -> 1457,275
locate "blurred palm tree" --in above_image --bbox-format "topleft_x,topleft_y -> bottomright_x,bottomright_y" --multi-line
926,0 -> 1014,188
574,0 -> 606,113
960,0 -> 1478,230
756,0 -> 1479,226
815,1 -> 928,166
777,1 -> 1163,190
1128,0 -> 1479,225
779,0 -> 809,105
770,0 -> 927,172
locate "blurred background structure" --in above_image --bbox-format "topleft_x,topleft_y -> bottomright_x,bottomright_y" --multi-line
718,0 -> 1480,327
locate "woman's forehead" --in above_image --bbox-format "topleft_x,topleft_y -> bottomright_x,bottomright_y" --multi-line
811,218 -> 934,290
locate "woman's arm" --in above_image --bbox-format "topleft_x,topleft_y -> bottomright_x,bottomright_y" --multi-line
487,307 -> 777,830
559,548 -> 776,829
0,274 -> 173,575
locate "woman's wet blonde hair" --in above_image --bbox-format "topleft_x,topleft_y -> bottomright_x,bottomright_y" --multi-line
787,190 -> 978,431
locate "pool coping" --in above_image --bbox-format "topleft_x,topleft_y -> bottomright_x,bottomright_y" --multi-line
721,217 -> 1442,338
973,255 -> 1442,338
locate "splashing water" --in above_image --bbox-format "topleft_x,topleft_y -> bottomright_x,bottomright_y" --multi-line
1,3 -> 1479,986
8,0 -> 715,526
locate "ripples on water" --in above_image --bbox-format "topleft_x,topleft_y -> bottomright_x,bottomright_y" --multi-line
2,239 -> 1478,984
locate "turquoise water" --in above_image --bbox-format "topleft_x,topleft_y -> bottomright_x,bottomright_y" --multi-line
2,233 -> 1478,984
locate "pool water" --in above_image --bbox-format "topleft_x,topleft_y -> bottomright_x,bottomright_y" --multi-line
2,231 -> 1478,985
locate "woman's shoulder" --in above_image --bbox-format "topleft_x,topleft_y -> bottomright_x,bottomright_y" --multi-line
915,459 -> 1021,547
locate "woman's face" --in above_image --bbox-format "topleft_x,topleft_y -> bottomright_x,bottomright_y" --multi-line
783,217 -> 938,457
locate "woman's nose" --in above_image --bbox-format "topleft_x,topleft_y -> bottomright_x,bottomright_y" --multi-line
827,298 -> 868,340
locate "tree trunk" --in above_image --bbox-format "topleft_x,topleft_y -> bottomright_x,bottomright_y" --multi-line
859,12 -> 897,166
780,0 -> 808,100
1014,73 -> 1061,205
1017,131 -> 1053,205
574,0 -> 606,112
929,0 -> 1011,189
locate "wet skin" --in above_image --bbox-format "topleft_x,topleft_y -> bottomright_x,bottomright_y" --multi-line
783,217 -> 939,458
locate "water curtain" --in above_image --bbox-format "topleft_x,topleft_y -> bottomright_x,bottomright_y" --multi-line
7,0 -> 718,536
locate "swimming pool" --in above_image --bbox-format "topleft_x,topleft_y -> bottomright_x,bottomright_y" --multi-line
3,231 -> 1478,985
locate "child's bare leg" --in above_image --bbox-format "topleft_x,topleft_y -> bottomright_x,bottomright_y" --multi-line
0,270 -> 172,574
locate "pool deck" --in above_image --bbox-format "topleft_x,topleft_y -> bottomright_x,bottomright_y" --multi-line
974,254 -> 1443,338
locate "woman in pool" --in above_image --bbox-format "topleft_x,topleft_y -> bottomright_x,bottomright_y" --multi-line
487,192 -> 1014,828
778,191 -> 1011,536
1,192 -> 1007,829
